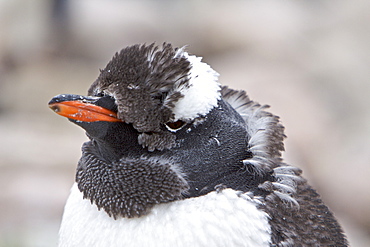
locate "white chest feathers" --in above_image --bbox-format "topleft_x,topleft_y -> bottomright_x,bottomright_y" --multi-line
59,184 -> 271,247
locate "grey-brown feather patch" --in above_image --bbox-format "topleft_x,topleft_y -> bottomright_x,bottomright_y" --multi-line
264,182 -> 348,246
76,142 -> 189,218
138,132 -> 177,152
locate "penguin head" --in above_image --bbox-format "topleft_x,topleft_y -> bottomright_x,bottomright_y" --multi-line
49,43 -> 286,218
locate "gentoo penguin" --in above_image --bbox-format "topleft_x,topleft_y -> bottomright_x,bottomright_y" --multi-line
49,43 -> 348,247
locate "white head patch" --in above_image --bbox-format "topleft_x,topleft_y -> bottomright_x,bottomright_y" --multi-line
169,52 -> 221,121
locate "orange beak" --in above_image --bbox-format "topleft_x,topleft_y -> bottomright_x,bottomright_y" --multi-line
48,95 -> 122,122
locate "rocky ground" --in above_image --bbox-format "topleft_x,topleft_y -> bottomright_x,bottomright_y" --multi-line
0,0 -> 369,246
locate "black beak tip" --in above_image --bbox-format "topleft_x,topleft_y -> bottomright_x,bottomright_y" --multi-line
49,94 -> 75,105
48,94 -> 97,105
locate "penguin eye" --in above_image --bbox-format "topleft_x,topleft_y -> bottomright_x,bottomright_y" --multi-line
165,120 -> 186,131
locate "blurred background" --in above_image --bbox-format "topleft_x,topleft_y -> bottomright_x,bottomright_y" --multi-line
0,0 -> 369,246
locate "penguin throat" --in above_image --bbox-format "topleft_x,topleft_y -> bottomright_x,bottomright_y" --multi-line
75,141 -> 189,219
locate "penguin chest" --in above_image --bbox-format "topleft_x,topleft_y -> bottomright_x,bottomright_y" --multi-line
59,184 -> 271,247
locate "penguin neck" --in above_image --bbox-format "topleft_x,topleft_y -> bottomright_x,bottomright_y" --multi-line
161,100 -> 274,198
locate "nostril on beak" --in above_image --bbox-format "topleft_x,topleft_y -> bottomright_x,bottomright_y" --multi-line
49,104 -> 60,113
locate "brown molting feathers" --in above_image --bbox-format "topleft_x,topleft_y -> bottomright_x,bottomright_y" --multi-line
87,43 -> 192,151
88,43 -> 191,133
